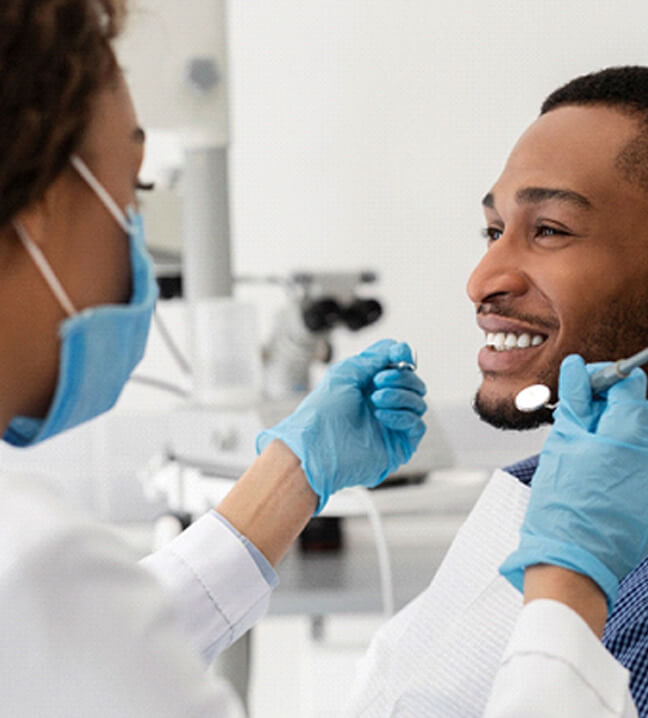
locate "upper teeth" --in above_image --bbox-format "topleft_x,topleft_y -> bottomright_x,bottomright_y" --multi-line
485,332 -> 546,351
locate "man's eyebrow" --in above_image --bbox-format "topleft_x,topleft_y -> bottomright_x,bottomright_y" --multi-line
481,187 -> 593,211
515,186 -> 593,209
132,126 -> 147,144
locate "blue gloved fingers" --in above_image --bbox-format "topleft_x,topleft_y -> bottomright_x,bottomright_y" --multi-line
595,369 -> 648,443
332,339 -> 404,384
556,354 -> 599,430
332,340 -> 418,386
555,358 -> 638,434
387,341 -> 415,366
558,353 -> 590,408
408,417 -> 427,444
371,388 -> 427,416
358,339 -> 401,369
374,408 -> 426,434
597,399 -> 648,446
373,368 -> 427,396
564,364 -> 648,442
604,367 -> 648,404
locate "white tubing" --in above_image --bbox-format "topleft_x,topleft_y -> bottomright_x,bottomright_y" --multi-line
351,486 -> 395,618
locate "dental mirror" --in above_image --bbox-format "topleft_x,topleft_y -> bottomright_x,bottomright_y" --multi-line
515,384 -> 554,413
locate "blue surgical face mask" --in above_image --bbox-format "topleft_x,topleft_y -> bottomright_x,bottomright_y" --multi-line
3,155 -> 159,447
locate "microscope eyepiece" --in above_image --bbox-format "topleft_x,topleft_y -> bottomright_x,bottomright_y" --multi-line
302,298 -> 342,332
342,298 -> 383,331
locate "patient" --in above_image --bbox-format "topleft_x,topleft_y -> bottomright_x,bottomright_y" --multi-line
345,66 -> 648,716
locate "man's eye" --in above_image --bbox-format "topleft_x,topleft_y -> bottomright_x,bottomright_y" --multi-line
481,227 -> 503,242
536,225 -> 567,238
136,178 -> 155,192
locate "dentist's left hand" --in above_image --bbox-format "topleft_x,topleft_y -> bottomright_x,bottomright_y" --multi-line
256,339 -> 428,513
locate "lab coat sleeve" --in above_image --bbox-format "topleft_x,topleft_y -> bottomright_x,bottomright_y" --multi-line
0,487 -> 259,718
140,509 -> 278,664
484,599 -> 638,718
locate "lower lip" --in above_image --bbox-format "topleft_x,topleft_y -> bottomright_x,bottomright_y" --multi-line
478,342 -> 547,373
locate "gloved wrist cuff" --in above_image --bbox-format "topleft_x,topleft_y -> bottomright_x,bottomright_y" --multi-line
499,535 -> 619,612
255,430 -> 274,456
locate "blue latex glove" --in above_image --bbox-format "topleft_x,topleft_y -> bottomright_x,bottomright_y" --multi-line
500,353 -> 648,611
256,339 -> 427,513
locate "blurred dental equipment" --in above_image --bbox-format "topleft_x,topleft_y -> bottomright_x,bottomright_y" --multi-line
515,345 -> 648,413
258,270 -> 384,399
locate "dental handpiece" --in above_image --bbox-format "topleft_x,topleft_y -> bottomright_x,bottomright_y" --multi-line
589,346 -> 648,393
515,345 -> 648,413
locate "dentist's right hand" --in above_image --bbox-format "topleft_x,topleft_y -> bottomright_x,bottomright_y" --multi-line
500,354 -> 648,612
256,339 -> 428,513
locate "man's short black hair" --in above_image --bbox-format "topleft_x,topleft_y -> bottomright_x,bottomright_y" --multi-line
541,66 -> 648,192
542,66 -> 648,116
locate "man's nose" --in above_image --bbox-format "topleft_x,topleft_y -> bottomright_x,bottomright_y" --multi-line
466,235 -> 529,305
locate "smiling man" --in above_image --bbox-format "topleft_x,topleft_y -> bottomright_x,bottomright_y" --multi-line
345,66 -> 648,717
472,90 -> 648,432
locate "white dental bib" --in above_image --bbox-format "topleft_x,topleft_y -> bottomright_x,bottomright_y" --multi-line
345,469 -> 530,717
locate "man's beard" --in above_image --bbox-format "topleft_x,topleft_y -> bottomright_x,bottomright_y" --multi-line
473,293 -> 648,431
473,390 -> 555,430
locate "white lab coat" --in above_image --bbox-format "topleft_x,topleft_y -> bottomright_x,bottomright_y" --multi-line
0,473 -> 271,717
0,469 -> 637,717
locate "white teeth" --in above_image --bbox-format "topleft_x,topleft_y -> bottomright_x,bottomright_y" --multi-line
484,331 -> 546,351
504,333 -> 518,349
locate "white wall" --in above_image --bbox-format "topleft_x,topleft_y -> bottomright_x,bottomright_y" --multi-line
223,0 -> 648,403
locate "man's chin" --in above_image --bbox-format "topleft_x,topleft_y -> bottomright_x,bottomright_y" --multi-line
473,389 -> 554,430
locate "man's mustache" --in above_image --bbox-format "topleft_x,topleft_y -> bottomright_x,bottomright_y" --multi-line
476,304 -> 560,332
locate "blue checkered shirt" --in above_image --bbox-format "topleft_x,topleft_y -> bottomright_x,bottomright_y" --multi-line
505,455 -> 648,716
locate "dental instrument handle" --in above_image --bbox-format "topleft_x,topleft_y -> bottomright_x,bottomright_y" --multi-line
386,349 -> 418,373
590,346 -> 648,393
387,361 -> 417,372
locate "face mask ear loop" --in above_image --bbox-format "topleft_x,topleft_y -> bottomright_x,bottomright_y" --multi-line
70,155 -> 131,235
13,220 -> 77,318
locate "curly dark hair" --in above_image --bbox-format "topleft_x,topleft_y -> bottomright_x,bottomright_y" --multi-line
541,66 -> 648,193
0,0 -> 126,228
